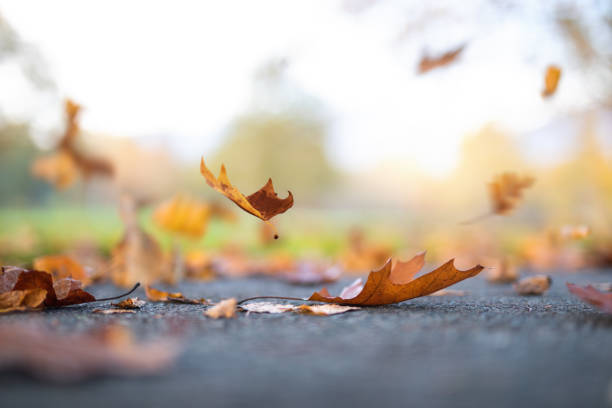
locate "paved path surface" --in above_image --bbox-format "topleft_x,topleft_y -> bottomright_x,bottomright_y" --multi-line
1,270 -> 611,408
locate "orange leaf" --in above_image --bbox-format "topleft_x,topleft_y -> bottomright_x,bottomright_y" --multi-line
488,172 -> 535,215
567,283 -> 612,314
200,158 -> 293,222
144,285 -> 207,305
541,65 -> 561,98
33,255 -> 91,286
309,253 -> 483,306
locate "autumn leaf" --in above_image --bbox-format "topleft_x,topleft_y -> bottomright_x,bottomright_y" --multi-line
488,172 -> 535,215
205,298 -> 237,319
112,297 -> 146,309
31,99 -> 113,189
0,266 -> 138,312
0,324 -> 180,381
240,302 -> 359,316
200,158 -> 293,236
417,44 -> 465,74
514,275 -> 552,295
144,285 -> 208,305
308,252 -> 483,306
111,196 -> 168,287
566,283 -> 612,314
33,255 -> 91,286
541,65 -> 562,98
153,194 -> 211,238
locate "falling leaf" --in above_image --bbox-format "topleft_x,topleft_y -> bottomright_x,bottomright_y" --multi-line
205,298 -> 237,319
567,283 -> 612,314
417,44 -> 465,74
0,324 -> 180,381
153,194 -> 211,238
111,197 -> 168,287
239,302 -> 359,316
309,252 -> 483,306
31,99 -> 113,189
542,65 -> 562,98
488,172 -> 535,215
33,255 -> 91,286
93,309 -> 136,315
144,285 -> 208,305
0,266 -> 138,312
200,158 -> 293,235
514,275 -> 552,296
112,297 -> 146,309
486,258 -> 519,284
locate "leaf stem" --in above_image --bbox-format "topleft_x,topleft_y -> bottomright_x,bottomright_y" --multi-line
94,282 -> 141,302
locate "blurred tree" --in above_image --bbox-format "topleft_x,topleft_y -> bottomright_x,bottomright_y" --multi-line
211,58 -> 338,202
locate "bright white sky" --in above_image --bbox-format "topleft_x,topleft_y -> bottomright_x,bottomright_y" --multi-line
0,0 -> 595,175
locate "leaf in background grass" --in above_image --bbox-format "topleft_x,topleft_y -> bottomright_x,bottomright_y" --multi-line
31,99 -> 113,189
0,324 -> 179,381
0,266 -> 135,311
205,298 -> 237,319
153,194 -> 211,238
514,275 -> 552,295
33,255 -> 91,286
541,65 -> 561,98
111,197 -> 168,287
488,172 -> 535,215
417,44 -> 465,74
567,283 -> 612,314
200,158 -> 293,236
309,253 -> 483,306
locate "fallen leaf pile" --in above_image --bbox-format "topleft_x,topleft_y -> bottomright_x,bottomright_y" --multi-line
240,302 -> 359,316
31,99 -> 113,189
0,324 -> 179,381
541,65 -> 562,98
514,275 -> 552,296
308,253 -> 483,306
200,158 -> 293,237
0,266 -> 137,313
567,283 -> 612,314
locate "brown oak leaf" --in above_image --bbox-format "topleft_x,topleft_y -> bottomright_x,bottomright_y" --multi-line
567,283 -> 612,314
308,252 -> 483,306
200,158 -> 293,232
542,65 -> 562,98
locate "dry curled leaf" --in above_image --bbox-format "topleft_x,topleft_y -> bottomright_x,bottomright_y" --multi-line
112,297 -> 146,309
0,324 -> 179,381
309,252 -> 483,306
567,283 -> 612,314
514,275 -> 552,295
239,302 -> 359,316
200,158 -> 293,235
488,172 -> 535,215
31,99 -> 113,189
33,255 -> 91,286
542,65 -> 561,98
153,194 -> 211,238
205,298 -> 237,319
0,266 -> 137,312
417,44 -> 465,74
144,285 -> 207,305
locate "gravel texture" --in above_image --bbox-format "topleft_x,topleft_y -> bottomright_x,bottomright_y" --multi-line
1,270 -> 611,408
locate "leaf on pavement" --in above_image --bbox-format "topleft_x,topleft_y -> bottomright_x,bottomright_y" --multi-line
567,283 -> 612,314
0,324 -> 179,381
112,297 -> 146,309
514,275 -> 552,295
239,302 -> 359,316
93,308 -> 136,314
308,252 -> 483,306
144,285 -> 207,305
205,298 -> 237,319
